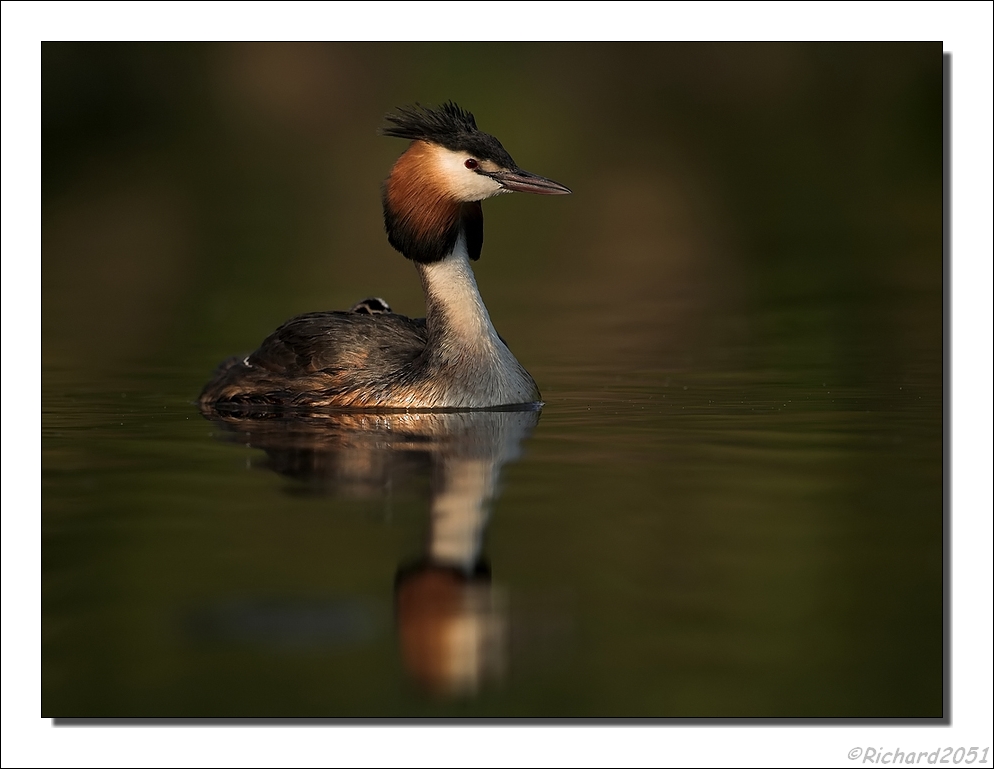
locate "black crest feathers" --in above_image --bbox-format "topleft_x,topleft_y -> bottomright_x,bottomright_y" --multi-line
381,102 -> 516,167
382,101 -> 478,142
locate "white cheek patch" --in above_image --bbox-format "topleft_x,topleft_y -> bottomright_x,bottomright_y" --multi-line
433,148 -> 504,202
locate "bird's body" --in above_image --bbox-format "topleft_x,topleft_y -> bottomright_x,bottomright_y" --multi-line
199,103 -> 569,412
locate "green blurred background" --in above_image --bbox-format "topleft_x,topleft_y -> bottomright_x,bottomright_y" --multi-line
42,42 -> 940,378
42,43 -> 942,717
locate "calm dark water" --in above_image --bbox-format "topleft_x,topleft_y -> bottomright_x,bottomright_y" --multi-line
41,43 -> 943,717
41,319 -> 942,716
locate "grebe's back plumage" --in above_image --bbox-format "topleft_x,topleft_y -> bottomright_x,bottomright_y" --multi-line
199,102 -> 570,412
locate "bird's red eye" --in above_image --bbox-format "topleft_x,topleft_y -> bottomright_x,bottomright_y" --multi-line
464,158 -> 479,170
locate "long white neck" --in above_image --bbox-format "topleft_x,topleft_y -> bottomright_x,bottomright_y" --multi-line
415,232 -> 540,408
418,232 -> 503,356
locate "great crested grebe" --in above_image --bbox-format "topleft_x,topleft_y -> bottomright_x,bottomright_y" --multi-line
199,102 -> 570,412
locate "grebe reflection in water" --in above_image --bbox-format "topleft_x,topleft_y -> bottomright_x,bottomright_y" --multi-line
204,408 -> 540,696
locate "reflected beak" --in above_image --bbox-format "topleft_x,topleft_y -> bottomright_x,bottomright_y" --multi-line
489,168 -> 572,195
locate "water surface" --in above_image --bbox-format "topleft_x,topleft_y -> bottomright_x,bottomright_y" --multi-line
42,315 -> 942,717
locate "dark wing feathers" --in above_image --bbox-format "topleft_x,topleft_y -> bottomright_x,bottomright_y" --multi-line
248,312 -> 427,375
199,310 -> 429,409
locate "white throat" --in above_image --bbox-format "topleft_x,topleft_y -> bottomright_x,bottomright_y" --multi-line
416,231 -> 540,408
420,232 -> 502,352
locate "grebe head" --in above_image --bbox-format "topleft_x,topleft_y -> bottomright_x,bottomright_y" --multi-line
381,102 -> 571,263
